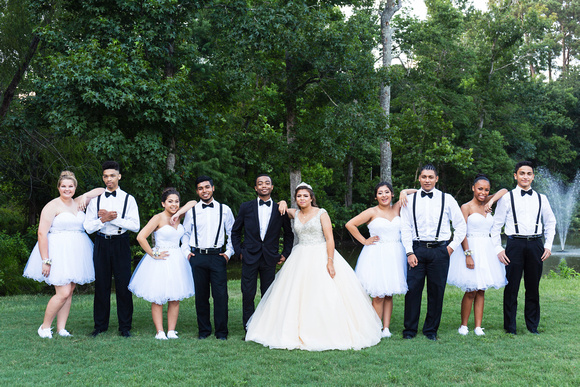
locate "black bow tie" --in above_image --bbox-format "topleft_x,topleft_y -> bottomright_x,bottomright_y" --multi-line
521,189 -> 533,197
105,191 -> 117,198
259,199 -> 271,207
202,202 -> 214,209
421,191 -> 433,199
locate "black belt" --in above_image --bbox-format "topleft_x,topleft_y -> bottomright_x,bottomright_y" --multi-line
192,247 -> 223,255
507,235 -> 542,241
97,232 -> 128,239
413,240 -> 449,248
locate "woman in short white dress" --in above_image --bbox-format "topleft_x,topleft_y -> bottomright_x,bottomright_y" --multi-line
346,182 -> 415,338
447,174 -> 508,336
129,188 -> 196,339
23,171 -> 104,338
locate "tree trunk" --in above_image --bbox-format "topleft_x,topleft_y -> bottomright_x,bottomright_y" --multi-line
285,51 -> 301,206
0,34 -> 41,119
345,155 -> 353,207
379,1 -> 402,185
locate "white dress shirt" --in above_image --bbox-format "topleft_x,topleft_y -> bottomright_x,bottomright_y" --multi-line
257,198 -> 273,240
181,199 -> 235,258
400,188 -> 466,254
491,187 -> 557,254
83,188 -> 140,235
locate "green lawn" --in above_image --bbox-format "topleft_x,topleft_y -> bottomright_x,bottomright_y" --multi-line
1,278 -> 578,386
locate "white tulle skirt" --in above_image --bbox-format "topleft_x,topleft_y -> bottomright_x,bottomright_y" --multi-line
355,240 -> 408,297
447,236 -> 507,292
23,231 -> 95,286
128,247 -> 194,305
246,242 -> 381,351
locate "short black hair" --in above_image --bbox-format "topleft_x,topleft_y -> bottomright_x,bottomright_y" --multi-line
256,174 -> 273,185
102,161 -> 120,172
196,175 -> 214,187
420,163 -> 437,176
473,173 -> 490,186
514,161 -> 534,174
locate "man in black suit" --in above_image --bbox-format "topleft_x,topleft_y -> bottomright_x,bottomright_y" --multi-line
232,174 -> 294,331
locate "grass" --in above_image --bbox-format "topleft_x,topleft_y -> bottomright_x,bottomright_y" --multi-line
1,278 -> 578,386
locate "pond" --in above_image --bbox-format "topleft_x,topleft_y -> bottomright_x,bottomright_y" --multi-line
226,232 -> 580,280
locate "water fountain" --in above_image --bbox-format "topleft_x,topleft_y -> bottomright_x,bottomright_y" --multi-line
535,168 -> 580,251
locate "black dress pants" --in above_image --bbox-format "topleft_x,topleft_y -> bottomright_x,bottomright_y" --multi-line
190,252 -> 229,338
241,255 -> 276,330
403,243 -> 450,337
503,238 -> 544,333
93,233 -> 133,332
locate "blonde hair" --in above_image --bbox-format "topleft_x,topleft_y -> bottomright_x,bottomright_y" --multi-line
57,170 -> 78,188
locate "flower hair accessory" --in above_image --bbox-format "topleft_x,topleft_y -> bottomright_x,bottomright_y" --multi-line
296,182 -> 312,190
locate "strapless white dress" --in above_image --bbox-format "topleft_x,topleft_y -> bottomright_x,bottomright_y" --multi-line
23,212 -> 95,286
354,216 -> 408,297
129,224 -> 195,304
447,213 -> 507,291
245,209 -> 381,351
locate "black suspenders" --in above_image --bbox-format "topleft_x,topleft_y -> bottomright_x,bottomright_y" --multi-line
412,191 -> 445,241
191,203 -> 224,248
96,192 -> 131,234
509,190 -> 542,235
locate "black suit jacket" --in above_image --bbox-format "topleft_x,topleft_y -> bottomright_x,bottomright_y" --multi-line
232,199 -> 294,265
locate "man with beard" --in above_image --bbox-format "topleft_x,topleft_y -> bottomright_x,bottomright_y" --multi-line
181,176 -> 235,340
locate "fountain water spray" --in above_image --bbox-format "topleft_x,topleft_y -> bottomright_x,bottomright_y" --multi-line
536,168 -> 580,251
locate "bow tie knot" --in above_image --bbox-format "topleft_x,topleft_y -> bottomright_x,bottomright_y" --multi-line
421,191 -> 433,199
105,191 -> 117,198
202,202 -> 214,209
521,189 -> 533,197
259,199 -> 271,207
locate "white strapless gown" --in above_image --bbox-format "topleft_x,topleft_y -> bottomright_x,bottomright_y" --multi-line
447,213 -> 507,291
245,209 -> 381,351
354,217 -> 408,297
129,224 -> 195,304
23,212 -> 95,286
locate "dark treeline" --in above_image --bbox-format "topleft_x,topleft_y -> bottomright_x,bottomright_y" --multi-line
1,0 -> 579,240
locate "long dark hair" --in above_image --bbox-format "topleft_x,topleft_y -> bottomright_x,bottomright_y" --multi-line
294,185 -> 318,208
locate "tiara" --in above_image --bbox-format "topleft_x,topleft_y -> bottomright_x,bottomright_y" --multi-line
296,182 -> 312,190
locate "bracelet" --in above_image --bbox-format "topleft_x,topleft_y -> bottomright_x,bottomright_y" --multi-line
152,247 -> 160,258
42,258 -> 52,266
328,257 -> 334,261
464,250 -> 472,256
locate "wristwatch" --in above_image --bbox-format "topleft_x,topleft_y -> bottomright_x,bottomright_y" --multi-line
406,252 -> 414,257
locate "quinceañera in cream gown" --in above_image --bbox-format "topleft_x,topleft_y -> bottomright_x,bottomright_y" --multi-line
245,209 -> 381,351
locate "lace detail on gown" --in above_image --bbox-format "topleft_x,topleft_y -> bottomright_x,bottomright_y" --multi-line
293,209 -> 327,245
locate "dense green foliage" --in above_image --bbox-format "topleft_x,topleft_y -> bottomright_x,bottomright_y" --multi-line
1,0 -> 578,237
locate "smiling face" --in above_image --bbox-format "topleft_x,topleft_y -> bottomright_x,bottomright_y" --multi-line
472,180 -> 491,203
514,165 -> 534,190
162,194 -> 180,215
255,176 -> 273,199
102,168 -> 121,191
196,180 -> 215,203
295,189 -> 313,210
376,185 -> 392,207
58,179 -> 77,200
419,169 -> 438,192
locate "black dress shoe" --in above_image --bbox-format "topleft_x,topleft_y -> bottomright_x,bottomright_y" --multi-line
403,334 -> 414,339
217,336 -> 227,341
425,334 -> 437,341
528,329 -> 539,335
505,330 -> 517,335
120,330 -> 132,338
198,335 -> 209,340
91,329 -> 106,337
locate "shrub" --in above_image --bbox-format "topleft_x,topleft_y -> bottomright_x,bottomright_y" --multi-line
0,231 -> 43,295
547,259 -> 579,279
